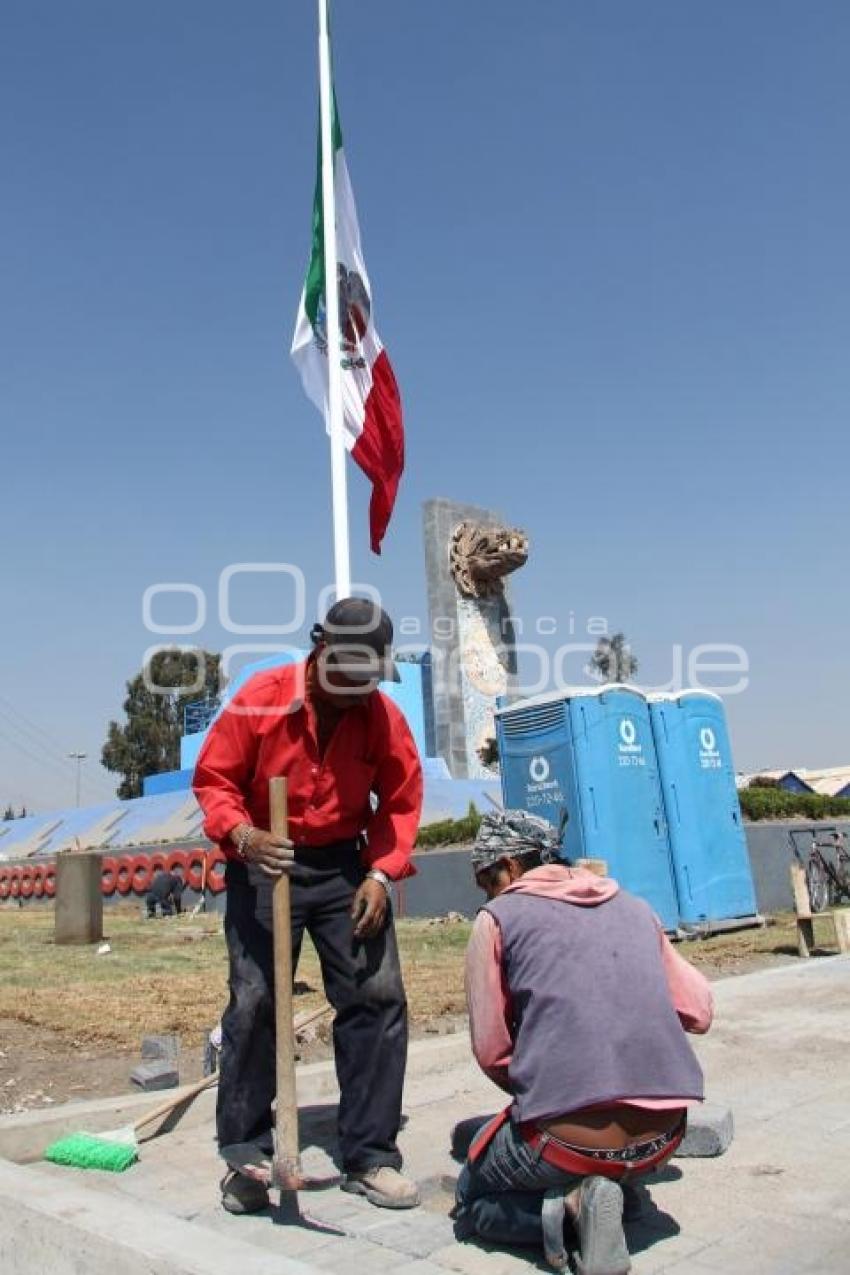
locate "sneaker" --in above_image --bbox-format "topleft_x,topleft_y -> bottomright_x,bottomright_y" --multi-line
567,1176 -> 631,1275
220,1169 -> 270,1215
341,1166 -> 420,1210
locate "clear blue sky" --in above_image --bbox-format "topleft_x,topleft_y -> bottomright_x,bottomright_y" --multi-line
2,0 -> 848,811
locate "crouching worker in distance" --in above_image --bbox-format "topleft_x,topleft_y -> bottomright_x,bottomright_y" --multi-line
454,810 -> 714,1275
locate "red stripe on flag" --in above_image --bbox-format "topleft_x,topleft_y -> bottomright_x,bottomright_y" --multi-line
352,350 -> 404,554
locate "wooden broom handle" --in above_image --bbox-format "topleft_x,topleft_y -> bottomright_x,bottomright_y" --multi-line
131,1004 -> 330,1137
269,776 -> 301,1175
132,1072 -> 217,1134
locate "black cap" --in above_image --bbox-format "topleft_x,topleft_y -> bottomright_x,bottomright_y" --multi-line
318,597 -> 400,684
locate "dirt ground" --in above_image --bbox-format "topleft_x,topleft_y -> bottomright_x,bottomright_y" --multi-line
0,903 -> 839,1116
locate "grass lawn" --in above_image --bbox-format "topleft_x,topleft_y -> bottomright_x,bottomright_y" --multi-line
0,906 -> 472,1050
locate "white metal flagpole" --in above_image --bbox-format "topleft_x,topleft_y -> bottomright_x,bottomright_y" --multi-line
317,0 -> 351,600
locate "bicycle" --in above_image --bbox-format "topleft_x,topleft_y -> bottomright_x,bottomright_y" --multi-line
789,827 -> 850,913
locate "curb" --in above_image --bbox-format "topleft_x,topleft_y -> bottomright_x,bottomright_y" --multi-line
0,1029 -> 472,1164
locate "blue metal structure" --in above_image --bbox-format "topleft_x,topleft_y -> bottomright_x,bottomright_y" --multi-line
496,686 -> 680,930
183,698 -> 219,736
143,769 -> 196,797
649,691 -> 758,925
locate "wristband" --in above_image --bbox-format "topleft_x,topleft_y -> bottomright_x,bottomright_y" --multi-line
366,868 -> 392,896
232,823 -> 255,860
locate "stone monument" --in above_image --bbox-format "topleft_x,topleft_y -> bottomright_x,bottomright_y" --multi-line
54,851 -> 103,946
423,498 -> 528,779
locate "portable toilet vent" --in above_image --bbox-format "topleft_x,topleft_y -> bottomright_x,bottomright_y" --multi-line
649,691 -> 759,930
496,686 -> 680,931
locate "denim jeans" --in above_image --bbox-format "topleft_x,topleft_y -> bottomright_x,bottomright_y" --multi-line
455,1118 -> 585,1246
217,845 -> 408,1173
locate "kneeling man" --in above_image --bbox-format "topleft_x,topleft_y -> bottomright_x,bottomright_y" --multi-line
455,811 -> 713,1275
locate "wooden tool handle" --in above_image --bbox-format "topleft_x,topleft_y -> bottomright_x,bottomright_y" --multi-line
132,1072 -> 217,1134
270,776 -> 301,1179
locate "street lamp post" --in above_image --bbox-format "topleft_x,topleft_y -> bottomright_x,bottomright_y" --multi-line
67,752 -> 87,808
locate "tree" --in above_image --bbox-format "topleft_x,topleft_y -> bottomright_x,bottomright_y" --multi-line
102,649 -> 221,799
3,805 -> 14,821
587,632 -> 638,684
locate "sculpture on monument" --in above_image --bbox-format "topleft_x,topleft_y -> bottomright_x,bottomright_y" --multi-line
423,500 -> 529,780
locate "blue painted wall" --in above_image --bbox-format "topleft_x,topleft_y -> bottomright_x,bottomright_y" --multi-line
143,769 -> 195,796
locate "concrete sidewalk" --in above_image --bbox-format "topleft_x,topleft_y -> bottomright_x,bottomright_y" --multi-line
2,956 -> 849,1274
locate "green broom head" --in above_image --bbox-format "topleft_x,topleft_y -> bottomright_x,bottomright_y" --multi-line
43,1131 -> 138,1172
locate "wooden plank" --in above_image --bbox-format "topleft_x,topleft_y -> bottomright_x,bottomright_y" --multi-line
831,909 -> 850,954
790,863 -> 812,920
575,858 -> 608,877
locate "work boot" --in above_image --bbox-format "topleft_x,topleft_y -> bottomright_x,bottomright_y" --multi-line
220,1169 -> 270,1215
566,1176 -> 631,1275
342,1166 -> 420,1210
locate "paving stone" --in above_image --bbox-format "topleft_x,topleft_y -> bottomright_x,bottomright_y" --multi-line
317,1237 -> 407,1270
130,1061 -> 179,1091
141,1034 -> 180,1063
350,1211 -> 456,1258
430,1241 -> 539,1274
674,1103 -> 734,1157
390,1263 -> 459,1275
690,1213 -> 850,1275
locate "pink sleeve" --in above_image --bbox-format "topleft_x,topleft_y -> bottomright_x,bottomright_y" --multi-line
464,911 -> 514,1093
658,927 -> 714,1034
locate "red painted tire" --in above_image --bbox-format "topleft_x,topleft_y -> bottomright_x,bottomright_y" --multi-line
101,856 -> 119,896
131,855 -> 153,894
20,867 -> 35,899
184,848 -> 206,892
0,868 -> 10,901
115,855 -> 134,896
9,869 -> 21,898
44,863 -> 56,898
148,851 -> 168,875
165,849 -> 189,876
207,849 -> 227,894
32,865 -> 46,899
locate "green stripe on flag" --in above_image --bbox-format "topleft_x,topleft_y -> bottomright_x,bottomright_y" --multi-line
304,91 -> 343,330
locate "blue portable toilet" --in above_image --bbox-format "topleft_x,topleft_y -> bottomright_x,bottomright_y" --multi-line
648,691 -> 758,928
495,686 -> 680,930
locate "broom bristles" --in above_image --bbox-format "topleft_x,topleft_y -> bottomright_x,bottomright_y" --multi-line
44,1131 -> 138,1172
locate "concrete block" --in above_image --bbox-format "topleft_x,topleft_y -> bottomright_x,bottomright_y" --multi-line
675,1103 -> 734,1157
130,1061 -> 179,1091
141,1033 -> 179,1063
54,852 -> 103,945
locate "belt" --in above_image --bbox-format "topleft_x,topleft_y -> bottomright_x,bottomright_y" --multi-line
522,1112 -> 687,1179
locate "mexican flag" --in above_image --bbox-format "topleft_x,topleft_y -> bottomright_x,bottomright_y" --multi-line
291,92 -> 404,555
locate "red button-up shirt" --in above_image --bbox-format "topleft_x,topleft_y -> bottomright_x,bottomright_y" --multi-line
192,659 -> 423,881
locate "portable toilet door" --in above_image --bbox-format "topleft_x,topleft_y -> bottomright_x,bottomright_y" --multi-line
495,693 -> 583,860
567,686 -> 680,931
649,691 -> 758,926
496,686 -> 680,930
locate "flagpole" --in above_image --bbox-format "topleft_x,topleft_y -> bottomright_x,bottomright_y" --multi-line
317,0 -> 351,599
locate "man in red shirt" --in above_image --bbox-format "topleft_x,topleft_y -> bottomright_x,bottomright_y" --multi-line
193,599 -> 423,1214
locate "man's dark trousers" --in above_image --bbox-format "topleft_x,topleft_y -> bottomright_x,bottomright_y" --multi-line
217,845 -> 408,1172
